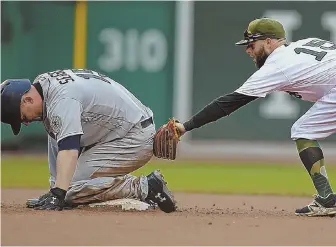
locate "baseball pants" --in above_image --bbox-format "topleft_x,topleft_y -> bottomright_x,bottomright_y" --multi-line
48,118 -> 155,204
291,87 -> 336,140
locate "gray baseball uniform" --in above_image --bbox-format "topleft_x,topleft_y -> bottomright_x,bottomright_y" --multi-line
34,69 -> 155,204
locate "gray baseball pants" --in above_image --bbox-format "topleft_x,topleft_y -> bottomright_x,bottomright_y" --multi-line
48,118 -> 155,204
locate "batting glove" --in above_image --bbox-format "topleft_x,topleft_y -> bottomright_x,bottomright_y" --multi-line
34,187 -> 67,211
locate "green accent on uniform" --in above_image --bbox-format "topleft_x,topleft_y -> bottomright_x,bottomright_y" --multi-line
295,139 -> 333,199
295,139 -> 320,153
310,161 -> 323,175
247,18 -> 286,39
312,173 -> 333,199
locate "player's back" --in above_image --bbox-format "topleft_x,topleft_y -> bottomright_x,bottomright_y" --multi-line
271,38 -> 336,101
65,69 -> 151,121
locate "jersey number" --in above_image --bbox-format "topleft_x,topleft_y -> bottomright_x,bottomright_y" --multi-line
294,39 -> 336,61
71,69 -> 111,84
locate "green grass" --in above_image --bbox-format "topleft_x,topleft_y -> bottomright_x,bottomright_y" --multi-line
1,156 -> 335,196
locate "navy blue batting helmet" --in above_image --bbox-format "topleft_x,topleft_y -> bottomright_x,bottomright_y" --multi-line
1,79 -> 32,135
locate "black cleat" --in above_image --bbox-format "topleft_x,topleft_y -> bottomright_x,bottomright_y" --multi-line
145,170 -> 177,213
295,194 -> 336,217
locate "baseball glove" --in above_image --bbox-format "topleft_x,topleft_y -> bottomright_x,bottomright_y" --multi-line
153,118 -> 181,160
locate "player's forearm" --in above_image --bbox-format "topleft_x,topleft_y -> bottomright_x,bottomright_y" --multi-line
183,92 -> 258,131
55,150 -> 78,191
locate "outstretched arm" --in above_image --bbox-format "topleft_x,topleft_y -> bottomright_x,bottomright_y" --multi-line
178,92 -> 259,134
152,92 -> 259,160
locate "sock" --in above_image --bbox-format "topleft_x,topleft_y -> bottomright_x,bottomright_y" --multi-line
296,139 -> 334,204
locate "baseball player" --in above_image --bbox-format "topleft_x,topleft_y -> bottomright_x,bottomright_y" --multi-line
170,18 -> 336,216
1,69 -> 176,213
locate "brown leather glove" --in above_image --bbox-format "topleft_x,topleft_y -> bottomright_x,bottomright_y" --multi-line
153,118 -> 181,160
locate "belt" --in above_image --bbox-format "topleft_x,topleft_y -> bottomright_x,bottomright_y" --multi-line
140,117 -> 153,129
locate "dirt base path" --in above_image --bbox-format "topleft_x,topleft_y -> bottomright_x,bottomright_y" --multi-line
1,189 -> 334,246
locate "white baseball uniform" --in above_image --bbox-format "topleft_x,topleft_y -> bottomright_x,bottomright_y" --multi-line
33,69 -> 155,204
235,38 -> 336,140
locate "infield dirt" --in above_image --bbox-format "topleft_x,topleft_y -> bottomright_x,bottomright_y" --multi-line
1,189 -> 335,246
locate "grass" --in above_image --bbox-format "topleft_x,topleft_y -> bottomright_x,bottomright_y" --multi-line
1,156 -> 336,196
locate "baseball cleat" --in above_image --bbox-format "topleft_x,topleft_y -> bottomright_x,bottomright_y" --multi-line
145,170 -> 177,213
295,194 -> 336,217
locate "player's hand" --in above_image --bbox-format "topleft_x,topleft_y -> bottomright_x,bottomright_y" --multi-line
175,122 -> 186,136
26,191 -> 52,208
160,122 -> 186,136
34,187 -> 67,211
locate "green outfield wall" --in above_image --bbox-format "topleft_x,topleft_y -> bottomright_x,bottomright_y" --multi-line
1,1 -> 175,145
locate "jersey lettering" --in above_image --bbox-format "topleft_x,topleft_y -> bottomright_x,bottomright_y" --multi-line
49,69 -> 111,85
48,70 -> 75,84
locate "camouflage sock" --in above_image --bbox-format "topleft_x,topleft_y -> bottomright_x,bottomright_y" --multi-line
296,139 -> 334,204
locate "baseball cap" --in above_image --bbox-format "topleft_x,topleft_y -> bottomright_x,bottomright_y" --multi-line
235,18 -> 286,46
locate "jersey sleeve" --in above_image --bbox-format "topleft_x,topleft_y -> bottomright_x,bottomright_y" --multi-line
235,62 -> 288,98
48,98 -> 84,143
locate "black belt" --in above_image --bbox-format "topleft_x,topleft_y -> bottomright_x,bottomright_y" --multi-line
140,117 -> 153,129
